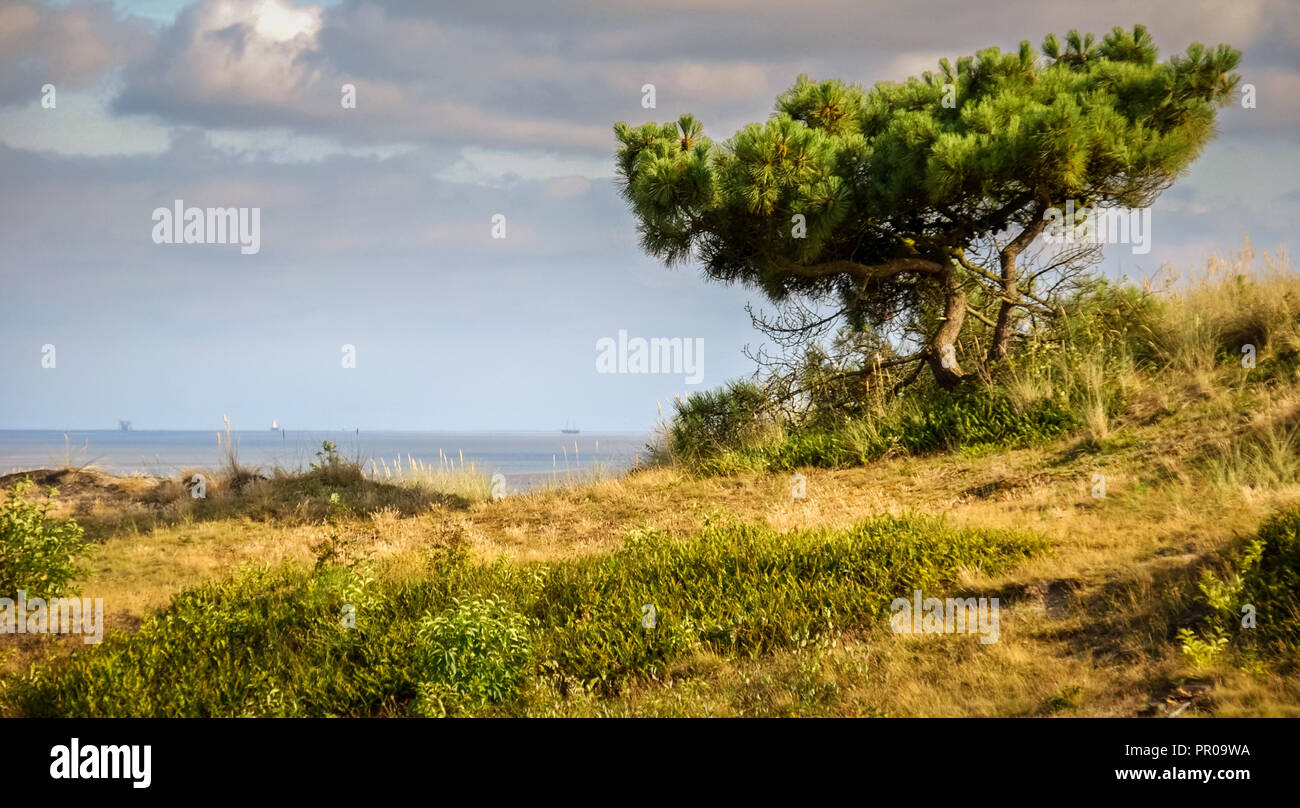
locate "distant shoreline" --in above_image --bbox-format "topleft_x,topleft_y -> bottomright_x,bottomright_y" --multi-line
0,430 -> 653,481
0,429 -> 652,435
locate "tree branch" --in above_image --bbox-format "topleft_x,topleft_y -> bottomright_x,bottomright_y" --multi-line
965,305 -> 998,327
770,256 -> 946,282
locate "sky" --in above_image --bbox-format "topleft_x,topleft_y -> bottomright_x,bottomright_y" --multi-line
0,0 -> 1297,431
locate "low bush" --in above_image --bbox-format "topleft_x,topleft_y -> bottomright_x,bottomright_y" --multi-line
2,514 -> 1046,717
414,596 -> 533,716
694,392 -> 1075,475
0,478 -> 88,599
1178,506 -> 1300,666
661,381 -> 779,464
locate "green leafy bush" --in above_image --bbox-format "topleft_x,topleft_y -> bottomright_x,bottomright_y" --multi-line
895,393 -> 1076,454
2,563 -> 415,718
414,596 -> 533,716
1237,508 -> 1300,652
1050,279 -> 1160,367
532,514 -> 1046,692
307,440 -> 363,487
3,514 -> 1045,717
1179,507 -> 1300,662
0,478 -> 88,599
693,391 -> 1074,475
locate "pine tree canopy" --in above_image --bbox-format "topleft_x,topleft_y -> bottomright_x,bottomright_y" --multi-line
614,25 -> 1241,388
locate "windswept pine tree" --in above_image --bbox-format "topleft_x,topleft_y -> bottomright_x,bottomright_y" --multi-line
615,26 -> 1241,389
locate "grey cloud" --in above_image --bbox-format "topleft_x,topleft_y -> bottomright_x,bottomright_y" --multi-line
2,0 -> 1296,432
94,0 -> 1300,161
0,0 -> 153,106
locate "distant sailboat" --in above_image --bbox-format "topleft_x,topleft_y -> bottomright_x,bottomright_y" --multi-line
118,419 -> 132,432
561,418 -> 579,435
270,419 -> 280,430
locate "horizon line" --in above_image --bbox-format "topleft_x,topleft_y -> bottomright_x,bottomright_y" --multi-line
0,427 -> 653,434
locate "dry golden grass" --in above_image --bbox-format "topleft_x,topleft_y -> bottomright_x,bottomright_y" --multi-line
5,246 -> 1299,715
8,399 -> 1294,715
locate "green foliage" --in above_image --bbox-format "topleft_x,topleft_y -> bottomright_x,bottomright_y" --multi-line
895,393 -> 1075,453
661,266 -> 1300,476
312,441 -> 344,471
1177,627 -> 1229,669
1043,684 -> 1085,713
307,441 -> 363,487
3,563 -> 416,717
663,381 -> 778,463
1252,350 -> 1300,386
1238,510 -> 1300,652
614,27 -> 1240,381
678,389 -> 1075,475
414,596 -> 533,716
532,515 -> 1045,693
310,493 -> 365,571
0,478 -> 88,599
1051,279 -> 1160,365
2,515 -> 1045,717
1179,508 -> 1300,663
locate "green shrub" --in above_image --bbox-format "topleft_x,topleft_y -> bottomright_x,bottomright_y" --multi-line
693,391 -> 1074,475
664,381 -> 778,463
0,478 -> 88,599
532,514 -> 1046,692
1,563 -> 423,718
895,392 -> 1076,454
1238,508 -> 1300,652
656,279 -> 1146,475
3,514 -> 1045,717
307,441 -> 364,487
1180,507 -> 1300,662
1051,279 -> 1160,367
414,596 -> 533,716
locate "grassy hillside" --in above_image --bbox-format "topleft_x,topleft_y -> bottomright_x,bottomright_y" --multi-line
2,243 -> 1299,717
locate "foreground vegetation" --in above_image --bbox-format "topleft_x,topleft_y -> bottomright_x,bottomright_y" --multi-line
654,242 -> 1300,481
5,514 -> 1043,717
2,245 -> 1300,717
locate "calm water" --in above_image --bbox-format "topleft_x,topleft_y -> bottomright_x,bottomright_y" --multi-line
0,430 -> 652,490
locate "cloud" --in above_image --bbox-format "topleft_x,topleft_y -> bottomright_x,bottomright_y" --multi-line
545,176 -> 593,199
1220,68 -> 1300,137
114,0 -> 328,118
436,147 -> 614,186
7,0 -> 1288,163
0,86 -> 170,156
111,0 -> 616,151
0,0 -> 153,106
0,0 -> 1296,430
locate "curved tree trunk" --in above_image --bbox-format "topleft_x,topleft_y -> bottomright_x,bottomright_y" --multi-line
988,207 -> 1047,363
988,289 -> 1017,362
926,266 -> 968,390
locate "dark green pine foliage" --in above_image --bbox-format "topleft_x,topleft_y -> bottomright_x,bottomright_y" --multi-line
614,26 -> 1240,388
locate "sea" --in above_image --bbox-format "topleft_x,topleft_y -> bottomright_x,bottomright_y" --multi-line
0,430 -> 654,491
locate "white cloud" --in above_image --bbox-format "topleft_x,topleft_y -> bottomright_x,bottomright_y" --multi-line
0,87 -> 169,157
206,128 -> 415,163
435,146 -> 615,186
